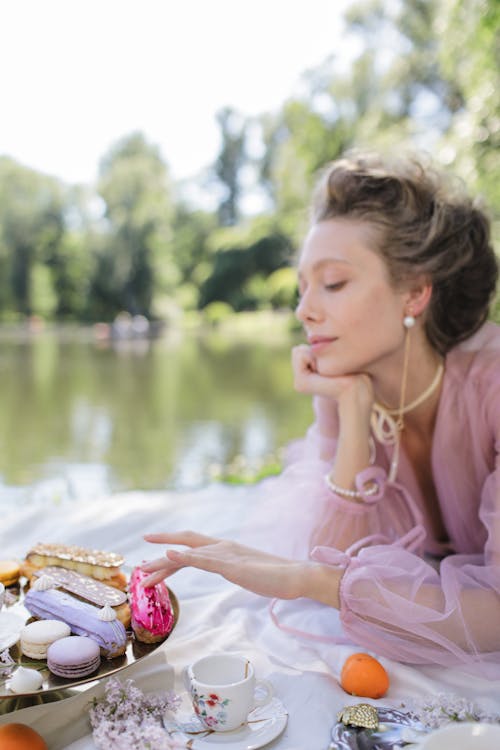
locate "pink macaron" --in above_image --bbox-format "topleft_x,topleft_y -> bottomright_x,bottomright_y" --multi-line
47,636 -> 101,679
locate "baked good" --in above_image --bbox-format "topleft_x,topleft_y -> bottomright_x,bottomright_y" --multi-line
32,567 -> 131,627
129,566 -> 175,643
0,560 -> 21,587
47,635 -> 101,678
24,586 -> 127,658
21,543 -> 126,590
20,619 -> 71,659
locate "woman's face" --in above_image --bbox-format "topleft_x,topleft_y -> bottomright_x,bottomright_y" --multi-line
296,219 -> 409,377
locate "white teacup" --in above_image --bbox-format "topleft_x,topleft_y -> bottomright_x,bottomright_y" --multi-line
0,582 -> 4,610
183,653 -> 273,732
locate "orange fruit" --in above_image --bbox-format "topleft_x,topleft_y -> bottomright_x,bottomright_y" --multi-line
340,652 -> 389,699
0,723 -> 48,750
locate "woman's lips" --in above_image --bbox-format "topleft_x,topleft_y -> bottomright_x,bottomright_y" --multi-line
309,336 -> 338,353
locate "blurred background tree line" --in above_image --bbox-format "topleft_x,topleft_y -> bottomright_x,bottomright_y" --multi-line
0,0 -> 498,327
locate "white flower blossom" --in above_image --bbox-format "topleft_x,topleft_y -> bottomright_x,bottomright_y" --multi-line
89,676 -> 183,749
404,692 -> 500,730
0,649 -> 15,678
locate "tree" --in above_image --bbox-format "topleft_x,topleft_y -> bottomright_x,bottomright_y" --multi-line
198,232 -> 293,311
0,157 -> 65,317
437,0 -> 500,215
214,108 -> 247,227
93,132 -> 174,319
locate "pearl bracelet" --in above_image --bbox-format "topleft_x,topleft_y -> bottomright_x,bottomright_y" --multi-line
324,473 -> 378,499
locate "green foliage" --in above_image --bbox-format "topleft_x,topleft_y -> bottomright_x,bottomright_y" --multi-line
198,233 -> 294,311
437,0 -> 500,214
491,294 -> 500,325
267,267 -> 299,310
0,0 -> 498,324
0,157 -> 65,317
213,453 -> 283,484
256,100 -> 349,242
172,204 -> 217,284
202,301 -> 234,327
49,232 -> 93,319
214,107 -> 247,226
93,131 -> 174,319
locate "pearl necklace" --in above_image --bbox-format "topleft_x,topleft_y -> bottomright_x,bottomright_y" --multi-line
371,360 -> 444,482
375,362 -> 444,418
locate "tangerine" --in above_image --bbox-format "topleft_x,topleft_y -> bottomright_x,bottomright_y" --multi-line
0,722 -> 48,750
340,652 -> 389,699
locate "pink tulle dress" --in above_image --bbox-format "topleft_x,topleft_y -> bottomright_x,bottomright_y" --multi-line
252,322 -> 500,677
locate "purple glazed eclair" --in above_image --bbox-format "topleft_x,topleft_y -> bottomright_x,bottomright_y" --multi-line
24,584 -> 127,658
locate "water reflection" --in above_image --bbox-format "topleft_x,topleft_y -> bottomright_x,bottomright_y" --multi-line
0,329 -> 312,501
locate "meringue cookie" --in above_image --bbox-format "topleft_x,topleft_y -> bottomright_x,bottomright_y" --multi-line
32,574 -> 55,591
98,604 -> 117,622
9,666 -> 43,693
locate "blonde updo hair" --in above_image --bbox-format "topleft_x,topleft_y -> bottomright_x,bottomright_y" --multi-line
311,151 -> 498,354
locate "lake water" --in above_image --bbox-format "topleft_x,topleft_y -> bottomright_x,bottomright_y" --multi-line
0,325 -> 313,505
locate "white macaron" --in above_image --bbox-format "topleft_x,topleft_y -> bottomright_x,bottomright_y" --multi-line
20,619 -> 71,659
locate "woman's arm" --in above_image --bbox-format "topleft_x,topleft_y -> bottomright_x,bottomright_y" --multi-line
292,344 -> 374,486
291,344 -> 389,550
141,531 -> 342,608
141,527 -> 500,670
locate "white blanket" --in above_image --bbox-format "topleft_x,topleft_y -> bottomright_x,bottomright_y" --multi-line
1,485 -> 500,748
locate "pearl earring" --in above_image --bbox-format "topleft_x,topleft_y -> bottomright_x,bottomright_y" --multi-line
403,314 -> 416,328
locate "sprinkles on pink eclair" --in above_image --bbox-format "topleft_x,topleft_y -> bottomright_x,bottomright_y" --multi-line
129,566 -> 174,643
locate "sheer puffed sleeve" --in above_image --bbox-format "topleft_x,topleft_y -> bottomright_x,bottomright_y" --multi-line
311,330 -> 500,676
279,395 -> 426,556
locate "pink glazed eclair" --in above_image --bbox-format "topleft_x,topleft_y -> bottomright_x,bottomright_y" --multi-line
129,566 -> 175,643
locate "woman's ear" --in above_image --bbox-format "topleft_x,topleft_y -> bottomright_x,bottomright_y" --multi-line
405,277 -> 433,317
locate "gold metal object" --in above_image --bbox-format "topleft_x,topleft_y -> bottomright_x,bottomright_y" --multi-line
0,587 -> 179,714
337,703 -> 379,730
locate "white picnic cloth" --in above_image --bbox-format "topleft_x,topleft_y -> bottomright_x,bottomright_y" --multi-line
1,485 -> 500,749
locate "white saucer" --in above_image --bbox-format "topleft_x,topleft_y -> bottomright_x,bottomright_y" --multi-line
0,610 -> 24,651
165,694 -> 288,750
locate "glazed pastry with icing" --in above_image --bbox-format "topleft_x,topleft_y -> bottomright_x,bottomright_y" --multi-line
129,566 -> 175,643
0,560 -> 21,587
32,567 -> 131,626
24,586 -> 127,658
21,543 -> 127,590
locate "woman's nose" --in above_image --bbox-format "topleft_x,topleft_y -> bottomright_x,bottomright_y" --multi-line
295,289 -> 320,323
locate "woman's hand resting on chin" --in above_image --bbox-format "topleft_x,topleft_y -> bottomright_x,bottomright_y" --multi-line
292,344 -> 374,420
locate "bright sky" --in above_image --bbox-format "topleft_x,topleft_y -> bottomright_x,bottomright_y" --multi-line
0,0 -> 353,187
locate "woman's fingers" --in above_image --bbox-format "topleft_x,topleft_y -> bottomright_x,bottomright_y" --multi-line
140,534 -> 224,586
141,569 -> 173,587
291,345 -> 316,390
140,535 -> 309,599
139,554 -> 186,587
143,531 -> 219,547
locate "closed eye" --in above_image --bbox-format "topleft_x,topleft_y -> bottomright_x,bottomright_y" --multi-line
325,281 -> 346,291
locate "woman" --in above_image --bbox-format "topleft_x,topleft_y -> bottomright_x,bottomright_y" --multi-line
142,152 -> 500,674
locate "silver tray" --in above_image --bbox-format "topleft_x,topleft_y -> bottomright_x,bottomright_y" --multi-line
330,706 -> 427,749
0,579 -> 179,713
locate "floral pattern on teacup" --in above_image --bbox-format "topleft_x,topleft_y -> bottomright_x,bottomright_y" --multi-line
192,688 -> 231,728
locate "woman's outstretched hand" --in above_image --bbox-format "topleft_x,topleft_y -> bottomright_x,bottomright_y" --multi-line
140,531 -> 310,600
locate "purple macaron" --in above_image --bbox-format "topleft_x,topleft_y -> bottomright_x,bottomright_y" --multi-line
47,635 -> 101,678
